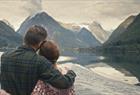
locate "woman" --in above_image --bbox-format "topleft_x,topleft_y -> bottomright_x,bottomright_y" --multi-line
32,41 -> 75,95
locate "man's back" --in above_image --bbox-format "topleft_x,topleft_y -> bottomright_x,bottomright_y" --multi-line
1,25 -> 76,95
1,46 -> 76,95
1,46 -> 43,95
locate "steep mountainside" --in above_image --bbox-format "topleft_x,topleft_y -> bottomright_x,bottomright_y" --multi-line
0,21 -> 22,49
116,14 -> 140,44
77,28 -> 101,47
105,15 -> 136,45
101,13 -> 140,54
89,21 -> 109,43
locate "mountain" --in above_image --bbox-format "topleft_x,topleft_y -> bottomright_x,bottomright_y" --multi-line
77,28 -> 101,47
116,13 -> 140,45
88,21 -> 109,43
101,13 -> 140,54
60,21 -> 109,44
17,12 -> 100,54
105,15 -> 136,45
0,21 -> 22,50
59,22 -> 81,32
17,12 -> 82,48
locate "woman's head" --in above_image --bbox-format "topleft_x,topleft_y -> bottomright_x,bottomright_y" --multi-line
39,41 -> 60,64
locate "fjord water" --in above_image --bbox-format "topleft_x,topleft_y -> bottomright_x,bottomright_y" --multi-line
101,52 -> 140,83
58,51 -> 140,84
58,52 -> 140,94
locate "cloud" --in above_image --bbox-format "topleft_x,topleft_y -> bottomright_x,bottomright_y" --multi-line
0,0 -> 140,31
43,0 -> 140,30
23,0 -> 42,15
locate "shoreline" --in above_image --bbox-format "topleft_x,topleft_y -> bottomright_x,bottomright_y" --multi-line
70,63 -> 140,95
90,66 -> 139,85
58,56 -> 139,85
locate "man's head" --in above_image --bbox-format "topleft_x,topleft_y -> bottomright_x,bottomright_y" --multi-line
39,41 -> 60,64
24,25 -> 47,50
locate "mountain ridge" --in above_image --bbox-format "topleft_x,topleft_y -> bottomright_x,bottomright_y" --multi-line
0,20 -> 22,50
89,21 -> 109,43
17,11 -> 101,54
77,27 -> 101,47
104,15 -> 136,45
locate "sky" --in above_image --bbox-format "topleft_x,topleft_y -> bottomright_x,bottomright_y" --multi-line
0,0 -> 140,31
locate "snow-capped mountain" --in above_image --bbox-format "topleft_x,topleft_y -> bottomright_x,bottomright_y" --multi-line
59,22 -> 81,32
77,28 -> 101,47
60,21 -> 109,44
17,12 -> 101,54
88,21 -> 110,43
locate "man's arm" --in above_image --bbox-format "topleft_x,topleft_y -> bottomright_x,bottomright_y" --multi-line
38,59 -> 76,89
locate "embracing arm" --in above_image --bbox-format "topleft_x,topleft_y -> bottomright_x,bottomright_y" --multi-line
38,60 -> 76,89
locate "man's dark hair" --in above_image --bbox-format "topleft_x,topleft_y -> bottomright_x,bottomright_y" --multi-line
24,25 -> 47,46
39,41 -> 60,64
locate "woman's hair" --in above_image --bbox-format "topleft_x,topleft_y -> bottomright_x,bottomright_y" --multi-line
24,25 -> 47,46
39,41 -> 60,64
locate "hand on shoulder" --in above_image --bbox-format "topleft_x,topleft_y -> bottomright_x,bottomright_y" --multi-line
58,63 -> 75,75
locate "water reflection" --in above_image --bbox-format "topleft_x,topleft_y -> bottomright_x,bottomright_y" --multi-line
100,53 -> 140,82
59,51 -> 140,83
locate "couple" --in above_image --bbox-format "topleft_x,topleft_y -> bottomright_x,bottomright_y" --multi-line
1,25 -> 76,95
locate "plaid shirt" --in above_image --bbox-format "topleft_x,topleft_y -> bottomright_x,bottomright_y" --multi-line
1,46 -> 76,95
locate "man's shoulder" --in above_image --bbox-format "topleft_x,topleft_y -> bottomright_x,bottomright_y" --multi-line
36,55 -> 51,64
1,48 -> 51,66
35,55 -> 53,71
1,50 -> 14,58
36,54 -> 45,61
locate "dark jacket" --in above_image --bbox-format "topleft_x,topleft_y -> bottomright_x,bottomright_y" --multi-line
1,46 -> 76,95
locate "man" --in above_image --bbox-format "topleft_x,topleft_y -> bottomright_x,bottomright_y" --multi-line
1,25 -> 76,95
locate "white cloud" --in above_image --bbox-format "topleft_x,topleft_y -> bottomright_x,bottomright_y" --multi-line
43,0 -> 140,30
0,0 -> 140,31
23,0 -> 42,15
